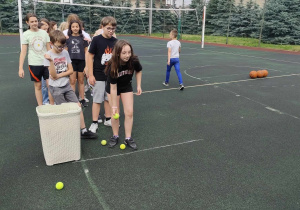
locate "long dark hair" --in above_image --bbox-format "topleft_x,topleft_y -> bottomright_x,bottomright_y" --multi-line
105,40 -> 138,78
67,20 -> 83,38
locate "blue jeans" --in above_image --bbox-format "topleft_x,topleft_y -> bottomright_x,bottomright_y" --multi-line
165,58 -> 183,85
42,78 -> 49,104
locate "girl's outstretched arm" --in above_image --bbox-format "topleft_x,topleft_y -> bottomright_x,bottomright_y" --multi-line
110,83 -> 119,115
136,71 -> 142,95
18,45 -> 28,78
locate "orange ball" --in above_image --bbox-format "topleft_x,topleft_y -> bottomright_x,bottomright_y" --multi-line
257,70 -> 264,78
262,69 -> 268,77
249,71 -> 257,79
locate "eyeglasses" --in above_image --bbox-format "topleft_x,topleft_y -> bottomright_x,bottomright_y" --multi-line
105,27 -> 116,32
53,44 -> 66,50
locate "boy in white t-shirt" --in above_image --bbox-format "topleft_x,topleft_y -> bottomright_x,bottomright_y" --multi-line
162,29 -> 184,90
44,30 -> 97,139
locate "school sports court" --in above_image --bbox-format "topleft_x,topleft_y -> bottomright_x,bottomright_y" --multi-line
1,35 -> 300,209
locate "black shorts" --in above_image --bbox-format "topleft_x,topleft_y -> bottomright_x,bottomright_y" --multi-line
28,65 -> 49,82
71,59 -> 85,72
106,84 -> 133,96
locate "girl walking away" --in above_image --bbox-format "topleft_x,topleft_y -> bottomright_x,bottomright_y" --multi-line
162,29 -> 184,90
105,40 -> 142,150
18,13 -> 54,106
66,20 -> 89,107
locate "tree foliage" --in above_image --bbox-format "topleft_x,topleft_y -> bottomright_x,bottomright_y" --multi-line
2,0 -> 300,45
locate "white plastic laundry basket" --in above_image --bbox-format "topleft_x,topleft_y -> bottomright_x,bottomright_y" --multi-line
36,103 -> 81,166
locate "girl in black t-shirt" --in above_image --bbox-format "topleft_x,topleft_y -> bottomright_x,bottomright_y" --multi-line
105,40 -> 142,150
66,20 -> 89,107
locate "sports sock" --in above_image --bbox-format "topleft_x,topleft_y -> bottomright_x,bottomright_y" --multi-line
126,137 -> 131,140
81,128 -> 87,134
113,135 -> 119,139
93,121 -> 97,124
106,117 -> 111,121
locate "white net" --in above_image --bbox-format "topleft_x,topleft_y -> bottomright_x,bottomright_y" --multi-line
35,0 -> 200,36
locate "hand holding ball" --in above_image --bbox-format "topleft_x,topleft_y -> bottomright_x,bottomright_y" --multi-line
113,113 -> 120,120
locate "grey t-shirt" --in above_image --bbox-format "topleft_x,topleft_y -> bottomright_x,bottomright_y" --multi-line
167,40 -> 181,58
44,50 -> 72,87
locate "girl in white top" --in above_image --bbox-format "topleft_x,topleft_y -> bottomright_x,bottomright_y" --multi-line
18,13 -> 54,105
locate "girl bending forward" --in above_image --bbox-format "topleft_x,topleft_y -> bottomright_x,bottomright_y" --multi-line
105,40 -> 142,150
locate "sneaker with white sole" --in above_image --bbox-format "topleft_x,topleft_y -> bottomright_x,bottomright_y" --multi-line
81,130 -> 98,139
89,123 -> 98,133
162,82 -> 169,87
124,138 -> 138,150
79,96 -> 89,103
80,99 -> 88,107
179,84 -> 184,90
104,119 -> 112,127
98,115 -> 103,123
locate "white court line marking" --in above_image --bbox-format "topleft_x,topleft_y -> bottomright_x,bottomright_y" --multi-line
140,73 -> 300,94
0,52 -> 19,55
80,160 -> 111,210
76,139 -> 203,163
218,86 -> 300,120
184,70 -> 300,120
265,107 -> 285,115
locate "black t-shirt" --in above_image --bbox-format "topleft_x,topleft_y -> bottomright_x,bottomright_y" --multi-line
106,58 -> 142,94
66,35 -> 88,60
88,35 -> 117,81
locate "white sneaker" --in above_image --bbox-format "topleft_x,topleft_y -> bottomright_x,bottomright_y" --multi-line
98,115 -> 103,123
104,119 -> 112,127
79,95 -> 89,103
162,82 -> 169,87
89,123 -> 98,133
179,84 -> 184,90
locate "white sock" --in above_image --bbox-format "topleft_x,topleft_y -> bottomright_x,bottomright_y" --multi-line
81,128 -> 87,134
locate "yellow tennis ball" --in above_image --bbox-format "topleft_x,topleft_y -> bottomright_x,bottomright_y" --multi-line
120,144 -> 126,150
56,182 -> 64,190
101,140 -> 107,146
113,113 -> 120,120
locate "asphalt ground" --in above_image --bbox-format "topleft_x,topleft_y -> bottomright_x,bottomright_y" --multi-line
1,35 -> 300,210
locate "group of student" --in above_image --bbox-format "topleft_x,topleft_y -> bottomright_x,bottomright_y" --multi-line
18,12 -> 184,150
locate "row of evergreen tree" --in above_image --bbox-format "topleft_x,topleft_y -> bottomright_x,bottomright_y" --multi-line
1,0 -> 300,45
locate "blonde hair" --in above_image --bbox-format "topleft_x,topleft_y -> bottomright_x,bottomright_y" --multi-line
58,22 -> 68,31
170,29 -> 178,38
67,14 -> 80,25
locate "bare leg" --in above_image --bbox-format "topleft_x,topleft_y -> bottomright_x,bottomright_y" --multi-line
92,103 -> 101,121
34,81 -> 43,106
45,79 -> 54,105
78,103 -> 86,129
107,93 -> 120,136
104,100 -> 111,118
77,72 -> 85,100
70,71 -> 77,92
121,92 -> 134,138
